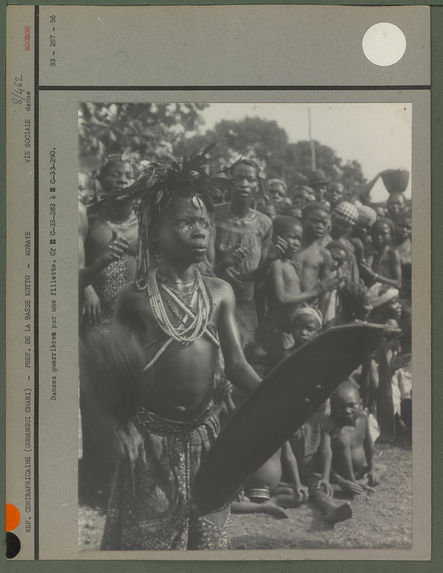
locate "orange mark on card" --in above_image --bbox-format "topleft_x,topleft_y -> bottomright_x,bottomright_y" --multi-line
5,504 -> 20,532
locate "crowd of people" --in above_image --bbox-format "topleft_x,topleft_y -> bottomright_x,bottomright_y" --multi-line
78,149 -> 412,550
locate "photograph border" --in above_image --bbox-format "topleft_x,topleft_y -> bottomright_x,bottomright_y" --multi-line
1,0 -> 442,571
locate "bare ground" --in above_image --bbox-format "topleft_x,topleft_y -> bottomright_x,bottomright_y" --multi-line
78,441 -> 412,551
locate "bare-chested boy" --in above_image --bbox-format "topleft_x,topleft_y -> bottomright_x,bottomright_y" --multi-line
262,216 -> 338,364
362,219 -> 402,290
79,156 -> 138,329
329,381 -> 385,497
92,156 -> 262,550
295,203 -> 334,294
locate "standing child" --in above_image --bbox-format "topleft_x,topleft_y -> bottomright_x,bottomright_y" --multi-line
215,159 -> 272,346
261,216 -> 338,365
362,219 -> 402,291
394,211 -> 412,313
329,201 -> 360,284
323,240 -> 351,325
369,286 -> 404,441
79,156 -> 139,329
79,156 -> 139,507
351,204 -> 377,264
295,203 -> 334,294
86,154 -> 263,550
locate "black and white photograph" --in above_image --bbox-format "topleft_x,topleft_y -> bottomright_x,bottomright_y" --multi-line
77,102 -> 413,552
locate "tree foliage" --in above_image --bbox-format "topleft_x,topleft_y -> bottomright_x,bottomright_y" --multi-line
180,116 -> 366,192
79,108 -> 366,193
78,102 -> 208,171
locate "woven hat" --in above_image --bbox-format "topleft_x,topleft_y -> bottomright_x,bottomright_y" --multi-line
332,202 -> 359,226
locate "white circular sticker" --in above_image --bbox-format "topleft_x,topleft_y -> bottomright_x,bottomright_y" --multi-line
362,23 -> 406,67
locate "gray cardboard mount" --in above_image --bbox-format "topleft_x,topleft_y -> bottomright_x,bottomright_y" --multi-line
5,4 -> 430,561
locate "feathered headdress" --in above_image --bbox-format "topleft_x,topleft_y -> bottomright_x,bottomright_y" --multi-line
111,144 -> 230,285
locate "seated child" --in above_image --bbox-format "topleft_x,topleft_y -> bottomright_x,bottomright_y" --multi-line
329,380 -> 386,497
231,441 -> 309,519
288,307 -> 353,523
235,307 -> 351,523
234,336 -> 311,517
291,408 -> 353,523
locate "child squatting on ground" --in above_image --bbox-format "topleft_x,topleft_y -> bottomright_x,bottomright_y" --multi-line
234,307 -> 355,524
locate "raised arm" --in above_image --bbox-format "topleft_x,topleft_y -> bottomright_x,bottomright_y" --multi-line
79,231 -> 130,291
269,260 -> 339,306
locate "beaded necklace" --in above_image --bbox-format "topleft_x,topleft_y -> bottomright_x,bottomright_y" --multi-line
147,267 -> 218,346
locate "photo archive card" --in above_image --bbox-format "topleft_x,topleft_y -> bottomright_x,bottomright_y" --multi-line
5,2 -> 431,563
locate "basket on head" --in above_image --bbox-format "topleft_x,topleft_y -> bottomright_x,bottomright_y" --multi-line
381,170 -> 409,195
